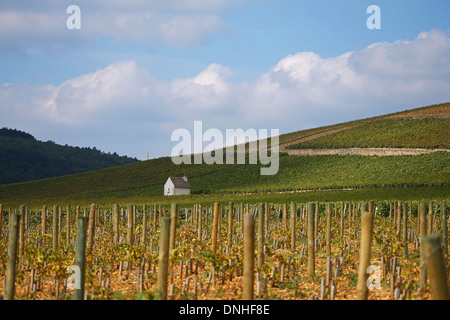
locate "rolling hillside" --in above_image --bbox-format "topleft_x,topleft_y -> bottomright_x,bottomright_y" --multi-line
284,118 -> 449,150
277,102 -> 450,150
0,102 -> 449,207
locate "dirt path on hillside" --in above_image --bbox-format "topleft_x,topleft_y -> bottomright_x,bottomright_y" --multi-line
277,114 -> 449,151
277,124 -> 360,150
261,112 -> 449,152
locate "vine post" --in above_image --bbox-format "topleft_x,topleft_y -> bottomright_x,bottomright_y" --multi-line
441,201 -> 447,256
243,214 -> 255,300
211,202 -> 220,253
5,212 -> 20,300
113,204 -> 119,245
290,202 -> 296,250
87,203 -> 96,249
356,207 -> 374,300
52,205 -> 59,252
158,217 -> 171,300
169,203 -> 178,253
228,202 -> 234,249
403,202 -> 408,257
257,203 -> 265,269
307,202 -> 315,279
73,217 -> 87,300
423,235 -> 449,300
326,203 -> 332,257
126,204 -> 134,246
419,201 -> 427,287
66,204 -> 71,247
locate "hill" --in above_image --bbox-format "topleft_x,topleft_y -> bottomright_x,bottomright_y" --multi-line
0,102 -> 449,207
0,127 -> 139,184
277,102 -> 450,150
284,117 -> 449,150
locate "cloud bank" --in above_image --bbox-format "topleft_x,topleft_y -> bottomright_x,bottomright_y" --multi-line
0,0 -> 241,51
1,29 -> 450,159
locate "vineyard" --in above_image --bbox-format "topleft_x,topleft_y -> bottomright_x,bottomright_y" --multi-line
1,151 -> 448,207
1,103 -> 448,302
284,118 -> 450,150
1,200 -> 448,300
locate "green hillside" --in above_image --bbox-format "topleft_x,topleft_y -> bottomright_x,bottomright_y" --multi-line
0,149 -> 448,208
285,117 -> 449,149
277,102 -> 450,150
0,127 -> 139,184
0,103 -> 449,208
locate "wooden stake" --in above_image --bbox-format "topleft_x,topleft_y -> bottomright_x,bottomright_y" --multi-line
419,202 -> 427,287
396,201 -> 402,238
326,203 -> 332,257
356,208 -> 374,300
52,205 -> 59,252
113,204 -> 119,245
389,201 -> 392,221
326,256 -> 332,287
441,201 -> 447,256
5,212 -> 20,300
42,205 -> 47,236
66,204 -> 71,247
228,202 -> 233,249
403,202 -> 408,257
19,205 -> 25,257
126,204 -> 133,246
340,202 -> 344,238
243,214 -> 255,300
76,205 -> 80,225
348,202 -> 353,234
87,203 -> 96,249
257,203 -> 265,269
314,202 -> 319,239
158,217 -> 171,300
265,202 -> 269,238
169,203 -> 178,253
290,202 -> 296,250
198,204 -> 203,241
428,201 -> 433,235
142,204 -> 147,244
307,202 -> 315,279
423,235 -> 449,300
211,202 -> 220,253
73,217 -> 87,300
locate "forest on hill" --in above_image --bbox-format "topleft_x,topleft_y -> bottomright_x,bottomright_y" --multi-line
0,127 -> 139,184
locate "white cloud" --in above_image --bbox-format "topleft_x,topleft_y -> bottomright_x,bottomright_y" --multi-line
162,63 -> 232,111
1,29 -> 450,159
40,61 -> 158,124
0,11 -> 67,49
0,0 -> 239,51
244,29 -> 450,121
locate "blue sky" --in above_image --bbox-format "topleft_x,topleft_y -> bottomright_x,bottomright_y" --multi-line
1,0 -> 450,160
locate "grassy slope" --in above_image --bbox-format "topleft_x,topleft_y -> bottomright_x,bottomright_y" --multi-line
0,103 -> 449,208
278,102 -> 450,149
0,152 -> 448,208
285,118 -> 450,149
